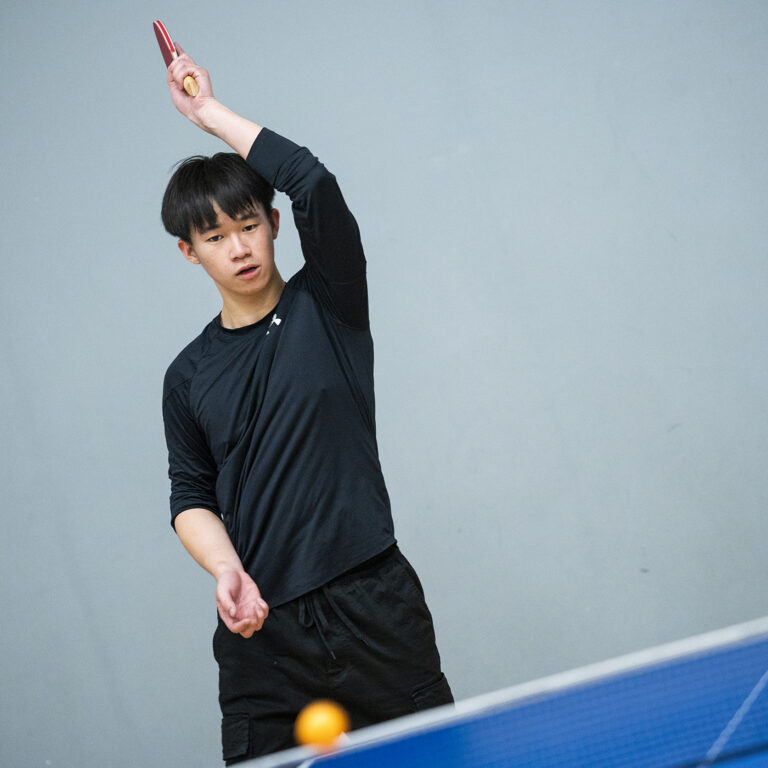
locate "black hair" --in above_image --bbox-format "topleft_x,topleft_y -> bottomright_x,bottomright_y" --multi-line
161,153 -> 275,242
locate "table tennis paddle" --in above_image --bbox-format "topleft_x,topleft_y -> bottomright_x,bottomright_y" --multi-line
153,20 -> 199,97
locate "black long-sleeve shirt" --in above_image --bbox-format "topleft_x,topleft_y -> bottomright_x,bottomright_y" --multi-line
162,129 -> 395,607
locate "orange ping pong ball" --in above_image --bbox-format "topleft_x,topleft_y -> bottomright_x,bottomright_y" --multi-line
294,699 -> 350,747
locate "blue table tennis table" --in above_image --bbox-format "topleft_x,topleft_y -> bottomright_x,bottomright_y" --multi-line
246,616 -> 768,768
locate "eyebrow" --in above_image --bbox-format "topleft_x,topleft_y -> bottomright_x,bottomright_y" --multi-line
198,211 -> 262,235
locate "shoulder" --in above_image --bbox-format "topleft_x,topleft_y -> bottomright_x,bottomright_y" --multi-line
162,318 -> 218,398
286,266 -> 309,292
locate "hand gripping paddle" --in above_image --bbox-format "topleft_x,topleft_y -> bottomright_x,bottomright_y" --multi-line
153,20 -> 200,96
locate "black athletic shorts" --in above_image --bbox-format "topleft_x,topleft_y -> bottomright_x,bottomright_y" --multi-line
213,545 -> 453,764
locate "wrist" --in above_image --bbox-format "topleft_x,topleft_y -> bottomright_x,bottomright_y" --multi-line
211,558 -> 244,581
195,99 -> 228,135
196,102 -> 262,157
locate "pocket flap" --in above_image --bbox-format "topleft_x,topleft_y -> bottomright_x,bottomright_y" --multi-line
221,713 -> 250,761
412,673 -> 454,711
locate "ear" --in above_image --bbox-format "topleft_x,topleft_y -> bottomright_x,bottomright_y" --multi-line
177,239 -> 200,265
270,208 -> 280,240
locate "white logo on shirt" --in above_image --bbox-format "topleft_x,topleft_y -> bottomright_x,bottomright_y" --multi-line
266,314 -> 282,335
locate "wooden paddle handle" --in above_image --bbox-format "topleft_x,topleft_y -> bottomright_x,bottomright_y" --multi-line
182,75 -> 199,97
171,50 -> 200,97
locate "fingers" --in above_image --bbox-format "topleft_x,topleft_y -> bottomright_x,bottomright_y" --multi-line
240,578 -> 270,619
216,593 -> 237,618
167,49 -> 210,99
235,618 -> 262,639
231,603 -> 268,636
220,601 -> 268,625
254,595 -> 270,617
215,578 -> 239,621
217,602 -> 269,637
215,570 -> 269,637
167,57 -> 195,89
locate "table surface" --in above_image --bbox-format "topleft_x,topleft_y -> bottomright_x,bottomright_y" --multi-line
244,616 -> 768,768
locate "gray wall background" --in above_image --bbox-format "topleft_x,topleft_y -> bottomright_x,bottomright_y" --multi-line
2,1 -> 767,766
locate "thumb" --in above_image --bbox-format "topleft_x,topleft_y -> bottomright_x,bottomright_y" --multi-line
217,579 -> 238,617
218,594 -> 237,618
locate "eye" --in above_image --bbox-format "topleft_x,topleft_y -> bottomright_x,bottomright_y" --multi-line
243,223 -> 258,232
206,234 -> 223,243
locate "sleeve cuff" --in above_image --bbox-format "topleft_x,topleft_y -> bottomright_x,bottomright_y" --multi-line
170,502 -> 221,529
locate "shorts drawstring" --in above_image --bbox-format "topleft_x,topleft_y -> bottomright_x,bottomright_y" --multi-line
298,586 -> 371,660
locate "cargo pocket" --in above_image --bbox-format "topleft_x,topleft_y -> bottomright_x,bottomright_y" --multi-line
412,673 -> 454,711
221,713 -> 250,763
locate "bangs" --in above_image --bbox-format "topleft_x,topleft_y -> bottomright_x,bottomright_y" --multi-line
162,153 -> 275,242
188,193 -> 264,235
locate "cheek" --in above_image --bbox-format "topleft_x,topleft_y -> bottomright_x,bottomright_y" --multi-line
198,258 -> 225,281
262,234 -> 277,258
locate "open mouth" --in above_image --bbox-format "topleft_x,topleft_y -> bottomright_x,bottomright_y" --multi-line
237,265 -> 259,277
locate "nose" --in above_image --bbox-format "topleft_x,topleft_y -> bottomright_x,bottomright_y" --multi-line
229,234 -> 250,259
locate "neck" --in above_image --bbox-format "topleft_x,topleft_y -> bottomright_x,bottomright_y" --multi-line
219,274 -> 285,329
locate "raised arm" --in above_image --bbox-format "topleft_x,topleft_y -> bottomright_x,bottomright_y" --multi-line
166,48 -> 368,327
166,45 -> 262,158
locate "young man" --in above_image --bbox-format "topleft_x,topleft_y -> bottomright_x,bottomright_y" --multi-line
160,48 -> 453,763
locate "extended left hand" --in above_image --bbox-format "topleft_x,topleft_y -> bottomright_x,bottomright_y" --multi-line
216,568 -> 270,638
